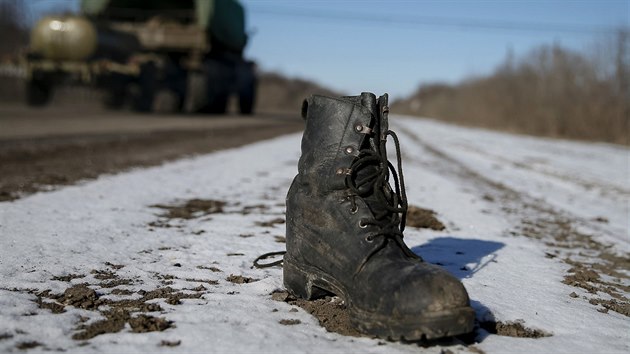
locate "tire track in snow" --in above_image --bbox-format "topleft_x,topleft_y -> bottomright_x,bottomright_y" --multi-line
395,124 -> 630,317
446,141 -> 630,200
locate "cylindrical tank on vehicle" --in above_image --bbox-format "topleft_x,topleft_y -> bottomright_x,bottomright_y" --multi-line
31,15 -> 98,60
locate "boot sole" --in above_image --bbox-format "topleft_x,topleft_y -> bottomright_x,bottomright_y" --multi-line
283,257 -> 475,341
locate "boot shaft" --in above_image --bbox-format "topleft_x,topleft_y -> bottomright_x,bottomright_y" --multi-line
298,92 -> 389,193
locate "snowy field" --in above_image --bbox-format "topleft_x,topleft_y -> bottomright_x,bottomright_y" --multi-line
1,116 -> 628,353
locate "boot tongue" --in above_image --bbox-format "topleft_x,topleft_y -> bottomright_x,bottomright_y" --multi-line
353,93 -> 381,196
353,94 -> 394,223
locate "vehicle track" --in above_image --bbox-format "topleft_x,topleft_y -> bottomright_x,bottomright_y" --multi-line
396,124 -> 630,317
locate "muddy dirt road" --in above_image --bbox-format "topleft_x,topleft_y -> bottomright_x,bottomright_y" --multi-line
0,104 -> 303,201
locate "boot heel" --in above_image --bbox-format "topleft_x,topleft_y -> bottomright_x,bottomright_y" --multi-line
283,259 -> 329,300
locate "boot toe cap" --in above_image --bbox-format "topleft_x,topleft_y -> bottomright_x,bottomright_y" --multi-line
358,262 -> 470,317
395,264 -> 470,314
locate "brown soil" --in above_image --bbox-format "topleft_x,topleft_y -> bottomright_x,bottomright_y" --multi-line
151,199 -> 226,220
271,290 -> 363,337
479,321 -> 551,338
226,275 -> 259,284
406,206 -> 446,230
159,340 -> 182,347
255,218 -> 286,227
7,268 -> 213,342
15,341 -> 42,350
0,105 -> 303,202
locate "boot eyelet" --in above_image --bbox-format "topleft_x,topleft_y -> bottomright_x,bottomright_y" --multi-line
350,205 -> 359,214
344,146 -> 355,155
365,235 -> 374,242
359,220 -> 368,228
355,124 -> 363,132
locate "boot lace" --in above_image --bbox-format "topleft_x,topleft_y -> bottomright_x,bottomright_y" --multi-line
346,130 -> 418,273
253,130 -> 414,269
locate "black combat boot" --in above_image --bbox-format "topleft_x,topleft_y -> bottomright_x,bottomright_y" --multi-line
284,92 -> 475,340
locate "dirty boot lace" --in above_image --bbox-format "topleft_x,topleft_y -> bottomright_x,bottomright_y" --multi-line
253,129 -> 413,268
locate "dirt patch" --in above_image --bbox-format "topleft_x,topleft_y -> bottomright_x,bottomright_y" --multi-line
105,262 -> 125,270
279,319 -> 301,325
183,279 -> 219,287
15,341 -> 42,350
271,290 -> 362,337
479,321 -> 551,338
21,271 -> 211,341
51,274 -> 85,282
0,109 -> 303,202
37,300 -> 66,314
256,218 -> 286,227
73,309 -> 129,340
159,340 -> 181,347
151,199 -> 226,220
406,206 -> 446,231
226,275 -> 259,284
91,269 -> 117,280
240,204 -> 272,214
129,315 -> 173,333
588,298 -> 630,316
197,265 -> 222,272
111,288 -> 134,296
62,284 -> 100,310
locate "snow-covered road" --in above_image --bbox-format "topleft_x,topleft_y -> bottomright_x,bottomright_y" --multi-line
1,116 -> 628,353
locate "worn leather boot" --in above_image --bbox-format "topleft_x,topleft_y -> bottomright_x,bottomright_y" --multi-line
284,92 -> 475,340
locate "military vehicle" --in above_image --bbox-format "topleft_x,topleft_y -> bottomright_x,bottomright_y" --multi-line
25,0 -> 256,114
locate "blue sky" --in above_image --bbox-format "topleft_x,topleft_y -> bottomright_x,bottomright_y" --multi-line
21,0 -> 630,98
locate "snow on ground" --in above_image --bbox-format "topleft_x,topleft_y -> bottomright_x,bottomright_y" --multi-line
0,116 -> 628,353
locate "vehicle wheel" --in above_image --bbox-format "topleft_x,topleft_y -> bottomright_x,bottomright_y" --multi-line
205,92 -> 228,114
132,62 -> 157,112
238,79 -> 256,115
237,61 -> 257,115
26,75 -> 52,107
102,74 -> 128,110
202,59 -> 231,114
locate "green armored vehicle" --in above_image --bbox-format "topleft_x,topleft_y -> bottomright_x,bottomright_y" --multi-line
26,0 -> 256,114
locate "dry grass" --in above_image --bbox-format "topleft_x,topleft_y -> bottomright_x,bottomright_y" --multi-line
394,32 -> 629,145
255,72 -> 342,114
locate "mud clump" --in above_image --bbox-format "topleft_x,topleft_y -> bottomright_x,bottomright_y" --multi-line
256,218 -> 286,227
100,279 -> 133,288
588,298 -> 630,316
226,275 -> 259,284
197,265 -> 222,272
90,269 -> 117,280
105,262 -> 125,270
271,290 -> 362,337
160,340 -> 181,347
141,286 -> 205,305
51,274 -> 85,282
15,341 -> 42,350
480,320 -> 551,338
30,280 -> 207,341
63,284 -> 100,310
73,311 -> 173,340
73,309 -> 129,340
406,206 -> 446,231
111,288 -> 134,296
129,315 -> 173,333
279,319 -> 301,325
151,199 -> 226,220
37,300 -> 65,314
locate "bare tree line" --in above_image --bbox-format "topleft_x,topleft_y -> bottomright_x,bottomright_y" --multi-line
0,0 -> 28,58
394,31 -> 629,145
